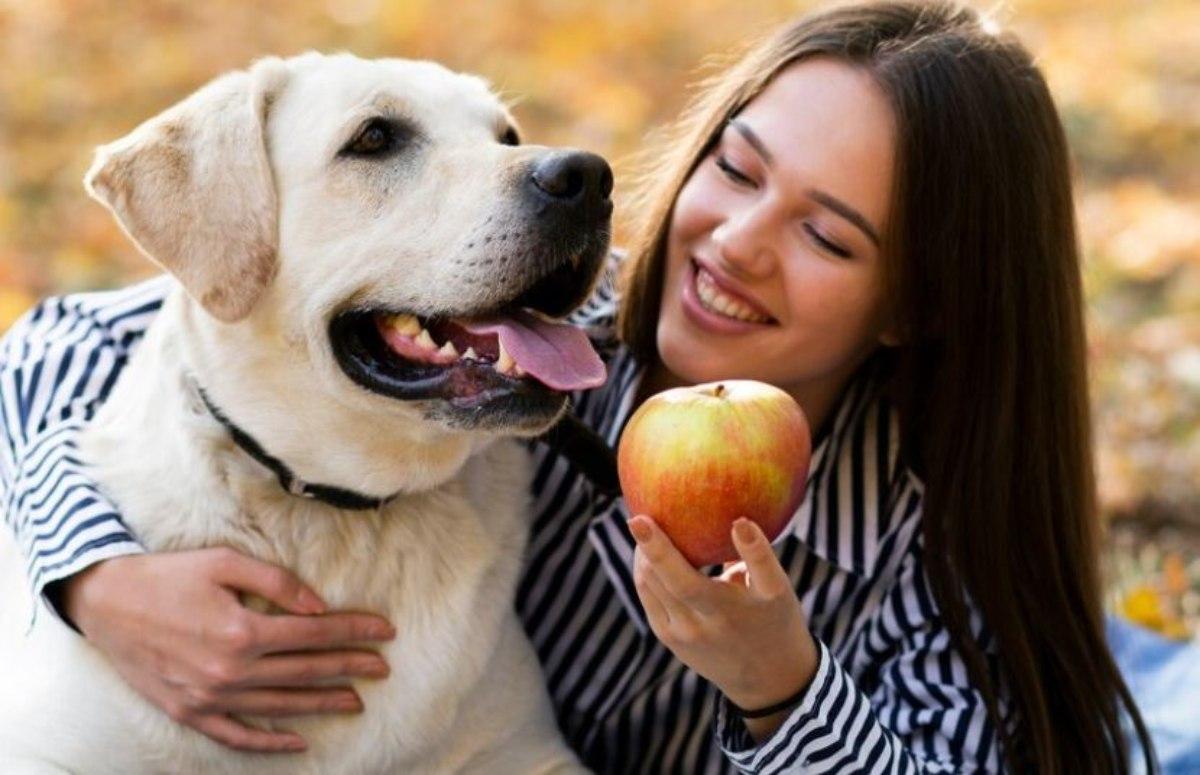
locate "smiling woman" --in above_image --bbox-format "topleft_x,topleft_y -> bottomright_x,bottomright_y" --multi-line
615,2 -> 1156,771
635,58 -> 898,425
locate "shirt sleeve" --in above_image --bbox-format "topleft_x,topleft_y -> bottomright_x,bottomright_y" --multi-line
713,531 -> 1009,773
0,276 -> 169,623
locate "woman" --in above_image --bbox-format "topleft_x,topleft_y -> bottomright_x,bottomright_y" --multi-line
0,1 -> 1153,771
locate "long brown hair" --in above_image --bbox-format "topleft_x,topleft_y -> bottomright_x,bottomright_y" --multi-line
619,2 -> 1154,772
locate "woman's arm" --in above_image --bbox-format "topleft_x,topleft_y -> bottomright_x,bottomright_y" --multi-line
62,548 -> 395,752
710,545 -> 1006,773
629,512 -> 1007,774
1,279 -> 396,753
1,278 -> 168,612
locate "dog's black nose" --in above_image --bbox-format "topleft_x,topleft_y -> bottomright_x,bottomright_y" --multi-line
529,151 -> 613,212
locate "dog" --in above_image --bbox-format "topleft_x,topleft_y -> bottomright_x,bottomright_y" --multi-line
0,51 -> 612,773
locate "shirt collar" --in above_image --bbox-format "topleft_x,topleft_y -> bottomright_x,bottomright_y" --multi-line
778,356 -> 903,576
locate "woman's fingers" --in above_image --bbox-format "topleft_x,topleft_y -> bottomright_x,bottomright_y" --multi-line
719,560 -> 749,588
217,687 -> 364,717
204,547 -> 326,615
235,650 -> 390,688
633,548 -> 679,627
64,550 -> 394,755
250,611 -> 396,655
187,713 -> 307,753
730,518 -> 792,599
627,515 -> 717,612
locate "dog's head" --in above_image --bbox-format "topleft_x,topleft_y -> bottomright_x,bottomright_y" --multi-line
85,53 -> 612,439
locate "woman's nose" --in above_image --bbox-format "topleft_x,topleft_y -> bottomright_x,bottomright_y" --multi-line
711,207 -> 777,277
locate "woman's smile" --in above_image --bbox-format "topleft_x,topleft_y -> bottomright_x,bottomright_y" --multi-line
681,258 -> 777,334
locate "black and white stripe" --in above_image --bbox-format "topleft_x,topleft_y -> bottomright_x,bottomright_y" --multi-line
1,275 -> 171,624
1,261 -> 1011,772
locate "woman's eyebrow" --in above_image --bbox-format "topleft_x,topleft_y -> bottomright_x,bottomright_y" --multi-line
805,189 -> 880,247
729,118 -> 881,247
729,119 -> 774,166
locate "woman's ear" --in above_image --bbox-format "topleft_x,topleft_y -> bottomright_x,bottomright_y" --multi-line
84,57 -> 290,323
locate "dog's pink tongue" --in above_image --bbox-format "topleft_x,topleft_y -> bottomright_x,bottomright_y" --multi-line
462,311 -> 606,391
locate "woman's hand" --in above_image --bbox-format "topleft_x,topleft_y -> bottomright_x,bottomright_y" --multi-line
629,515 -> 819,743
61,548 -> 396,753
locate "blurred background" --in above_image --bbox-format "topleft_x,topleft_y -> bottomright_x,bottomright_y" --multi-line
0,0 -> 1197,637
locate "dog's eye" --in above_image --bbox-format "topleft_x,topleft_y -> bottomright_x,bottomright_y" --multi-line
500,126 -> 520,146
343,119 -> 398,157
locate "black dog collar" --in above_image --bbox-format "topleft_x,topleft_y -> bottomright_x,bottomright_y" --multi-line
190,379 -> 397,511
188,377 -> 621,511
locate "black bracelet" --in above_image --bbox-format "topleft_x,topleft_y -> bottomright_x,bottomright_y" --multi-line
730,683 -> 811,719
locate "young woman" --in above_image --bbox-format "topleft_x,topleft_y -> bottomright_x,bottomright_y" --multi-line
0,1 -> 1153,772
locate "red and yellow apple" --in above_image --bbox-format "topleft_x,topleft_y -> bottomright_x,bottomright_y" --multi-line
617,380 -> 811,567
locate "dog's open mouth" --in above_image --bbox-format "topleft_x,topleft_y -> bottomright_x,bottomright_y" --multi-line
332,307 -> 604,396
329,210 -> 612,429
329,295 -> 606,427
379,309 -> 605,388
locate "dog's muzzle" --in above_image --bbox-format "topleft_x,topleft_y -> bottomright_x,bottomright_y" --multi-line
328,150 -> 614,433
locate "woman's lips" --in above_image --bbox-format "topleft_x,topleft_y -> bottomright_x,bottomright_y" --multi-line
690,258 -> 776,322
680,259 -> 776,335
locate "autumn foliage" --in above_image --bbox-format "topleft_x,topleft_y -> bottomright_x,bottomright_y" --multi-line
0,0 -> 1196,634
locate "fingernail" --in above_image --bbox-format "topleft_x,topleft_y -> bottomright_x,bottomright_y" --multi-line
628,517 -> 652,544
340,694 -> 364,712
373,624 -> 396,640
285,737 -> 307,752
734,519 -> 757,544
360,657 -> 390,677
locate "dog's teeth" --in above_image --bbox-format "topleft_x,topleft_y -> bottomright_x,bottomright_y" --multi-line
437,341 -> 459,359
462,346 -> 479,361
391,314 -> 421,337
522,308 -> 558,325
496,343 -> 516,375
415,329 -> 437,351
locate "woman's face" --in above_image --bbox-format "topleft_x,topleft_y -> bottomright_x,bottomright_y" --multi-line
656,57 -> 897,419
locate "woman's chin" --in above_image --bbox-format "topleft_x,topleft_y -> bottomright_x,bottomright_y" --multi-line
657,325 -> 747,386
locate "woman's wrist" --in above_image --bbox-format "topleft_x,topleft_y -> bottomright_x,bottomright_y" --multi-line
723,665 -> 815,725
728,678 -> 814,718
742,706 -> 800,746
720,628 -> 819,713
722,632 -> 821,746
730,672 -> 813,745
58,558 -> 118,636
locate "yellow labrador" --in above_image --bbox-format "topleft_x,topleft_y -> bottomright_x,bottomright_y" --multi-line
0,52 -> 612,773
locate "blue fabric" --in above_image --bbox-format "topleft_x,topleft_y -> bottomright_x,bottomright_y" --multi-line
1108,616 -> 1200,773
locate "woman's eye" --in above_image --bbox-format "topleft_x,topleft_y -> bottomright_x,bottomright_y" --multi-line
803,223 -> 852,258
343,119 -> 397,157
715,155 -> 755,188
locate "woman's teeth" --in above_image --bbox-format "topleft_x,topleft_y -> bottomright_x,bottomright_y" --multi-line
695,267 -> 771,324
383,313 -> 525,376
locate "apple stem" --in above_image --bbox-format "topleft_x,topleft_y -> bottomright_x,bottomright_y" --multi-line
714,383 -> 726,399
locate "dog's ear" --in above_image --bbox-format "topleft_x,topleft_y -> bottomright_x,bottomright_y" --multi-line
85,58 -> 290,322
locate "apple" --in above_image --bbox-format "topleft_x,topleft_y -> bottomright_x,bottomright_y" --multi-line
617,380 -> 811,567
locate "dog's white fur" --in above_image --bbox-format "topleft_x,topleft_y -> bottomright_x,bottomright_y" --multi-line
0,53 -> 595,774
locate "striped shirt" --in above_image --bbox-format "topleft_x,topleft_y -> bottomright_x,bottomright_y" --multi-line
1,260 -> 1011,773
